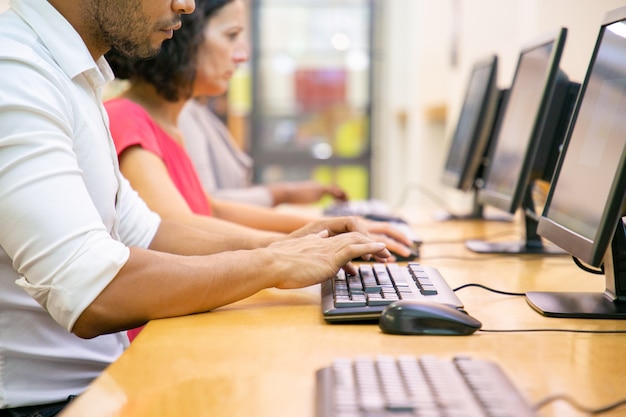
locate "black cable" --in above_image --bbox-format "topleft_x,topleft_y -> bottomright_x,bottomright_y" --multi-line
454,283 -> 626,334
420,254 -> 568,262
572,256 -> 604,275
453,282 -> 525,296
533,393 -> 626,414
480,328 -> 626,334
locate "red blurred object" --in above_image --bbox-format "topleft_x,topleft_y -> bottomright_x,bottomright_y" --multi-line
295,69 -> 346,111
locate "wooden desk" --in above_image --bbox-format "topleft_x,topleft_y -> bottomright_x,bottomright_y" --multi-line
61,217 -> 626,417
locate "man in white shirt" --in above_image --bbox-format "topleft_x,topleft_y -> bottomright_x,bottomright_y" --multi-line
0,0 -> 389,414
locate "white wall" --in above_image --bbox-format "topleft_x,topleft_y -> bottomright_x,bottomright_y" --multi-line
3,0 -> 623,213
375,0 -> 626,214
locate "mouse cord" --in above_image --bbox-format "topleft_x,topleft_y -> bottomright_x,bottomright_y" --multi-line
479,328 -> 626,334
533,393 -> 626,415
453,282 -> 525,296
454,283 -> 626,334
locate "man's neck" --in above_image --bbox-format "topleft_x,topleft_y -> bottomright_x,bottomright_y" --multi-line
48,0 -> 108,60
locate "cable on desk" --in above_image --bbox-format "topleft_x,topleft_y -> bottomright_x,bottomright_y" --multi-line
453,282 -> 525,297
480,328 -> 626,334
454,283 -> 626,334
533,393 -> 626,414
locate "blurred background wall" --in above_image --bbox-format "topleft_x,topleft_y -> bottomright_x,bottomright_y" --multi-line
2,0 -> 625,214
378,0 -> 626,214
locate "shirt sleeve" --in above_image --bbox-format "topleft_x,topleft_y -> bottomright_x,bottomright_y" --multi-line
116,175 -> 162,247
0,54 -> 147,331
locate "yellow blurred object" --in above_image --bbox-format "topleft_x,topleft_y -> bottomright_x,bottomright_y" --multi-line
313,165 -> 368,206
228,67 -> 251,115
532,179 -> 551,215
334,117 -> 367,158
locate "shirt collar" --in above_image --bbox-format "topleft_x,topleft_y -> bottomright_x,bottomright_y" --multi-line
10,0 -> 114,85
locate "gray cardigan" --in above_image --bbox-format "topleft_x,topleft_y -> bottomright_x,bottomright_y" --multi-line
179,99 -> 274,207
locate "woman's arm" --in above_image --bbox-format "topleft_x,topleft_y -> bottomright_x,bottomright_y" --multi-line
118,143 -> 413,257
119,145 -> 283,249
210,197 -> 315,233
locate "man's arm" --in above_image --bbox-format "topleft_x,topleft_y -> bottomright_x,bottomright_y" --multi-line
72,219 -> 388,339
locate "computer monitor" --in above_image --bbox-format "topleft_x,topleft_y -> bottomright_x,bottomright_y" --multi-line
440,55 -> 508,220
527,6 -> 626,319
465,27 -> 580,254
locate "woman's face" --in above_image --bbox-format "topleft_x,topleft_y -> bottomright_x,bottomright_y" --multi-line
194,0 -> 249,97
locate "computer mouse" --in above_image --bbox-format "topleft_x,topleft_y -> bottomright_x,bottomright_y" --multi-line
379,300 -> 482,336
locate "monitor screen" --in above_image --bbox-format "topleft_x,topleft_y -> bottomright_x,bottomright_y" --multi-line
442,55 -> 499,192
479,28 -> 568,214
465,28 -> 579,255
529,6 -> 626,319
465,28 -> 576,254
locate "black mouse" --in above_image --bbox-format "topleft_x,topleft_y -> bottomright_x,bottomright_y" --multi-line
379,300 -> 482,336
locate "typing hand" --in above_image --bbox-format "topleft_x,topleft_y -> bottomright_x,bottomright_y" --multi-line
267,231 -> 388,289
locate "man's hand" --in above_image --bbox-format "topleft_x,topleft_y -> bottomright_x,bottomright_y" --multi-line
267,231 -> 388,288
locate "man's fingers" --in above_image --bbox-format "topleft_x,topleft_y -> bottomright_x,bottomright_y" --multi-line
336,241 -> 388,265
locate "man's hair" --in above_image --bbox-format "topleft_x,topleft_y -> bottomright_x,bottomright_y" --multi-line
106,0 -> 235,102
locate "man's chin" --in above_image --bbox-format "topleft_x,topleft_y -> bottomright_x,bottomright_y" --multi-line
110,42 -> 161,60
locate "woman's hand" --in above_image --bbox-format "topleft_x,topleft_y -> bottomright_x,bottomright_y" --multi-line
268,181 -> 348,205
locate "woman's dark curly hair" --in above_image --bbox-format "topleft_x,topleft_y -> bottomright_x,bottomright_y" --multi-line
106,0 -> 235,102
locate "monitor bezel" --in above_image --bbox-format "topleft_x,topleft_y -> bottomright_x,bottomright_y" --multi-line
441,55 -> 500,192
478,28 -> 568,214
537,7 -> 626,267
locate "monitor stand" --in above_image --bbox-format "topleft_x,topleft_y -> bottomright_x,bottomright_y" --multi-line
465,188 -> 566,255
526,219 -> 626,319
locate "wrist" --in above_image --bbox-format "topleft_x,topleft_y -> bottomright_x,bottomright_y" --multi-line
268,184 -> 294,205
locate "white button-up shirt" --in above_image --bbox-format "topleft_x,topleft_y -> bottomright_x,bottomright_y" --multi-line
0,0 -> 161,408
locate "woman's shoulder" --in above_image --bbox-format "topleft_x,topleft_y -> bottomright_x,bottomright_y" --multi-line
104,97 -> 150,120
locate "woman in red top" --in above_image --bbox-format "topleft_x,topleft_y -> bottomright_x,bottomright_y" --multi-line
105,0 -> 412,262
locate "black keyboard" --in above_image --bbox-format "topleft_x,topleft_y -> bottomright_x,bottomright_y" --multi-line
321,263 -> 463,322
316,355 -> 537,417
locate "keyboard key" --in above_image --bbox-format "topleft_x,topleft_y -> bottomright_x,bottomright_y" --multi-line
335,298 -> 367,308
